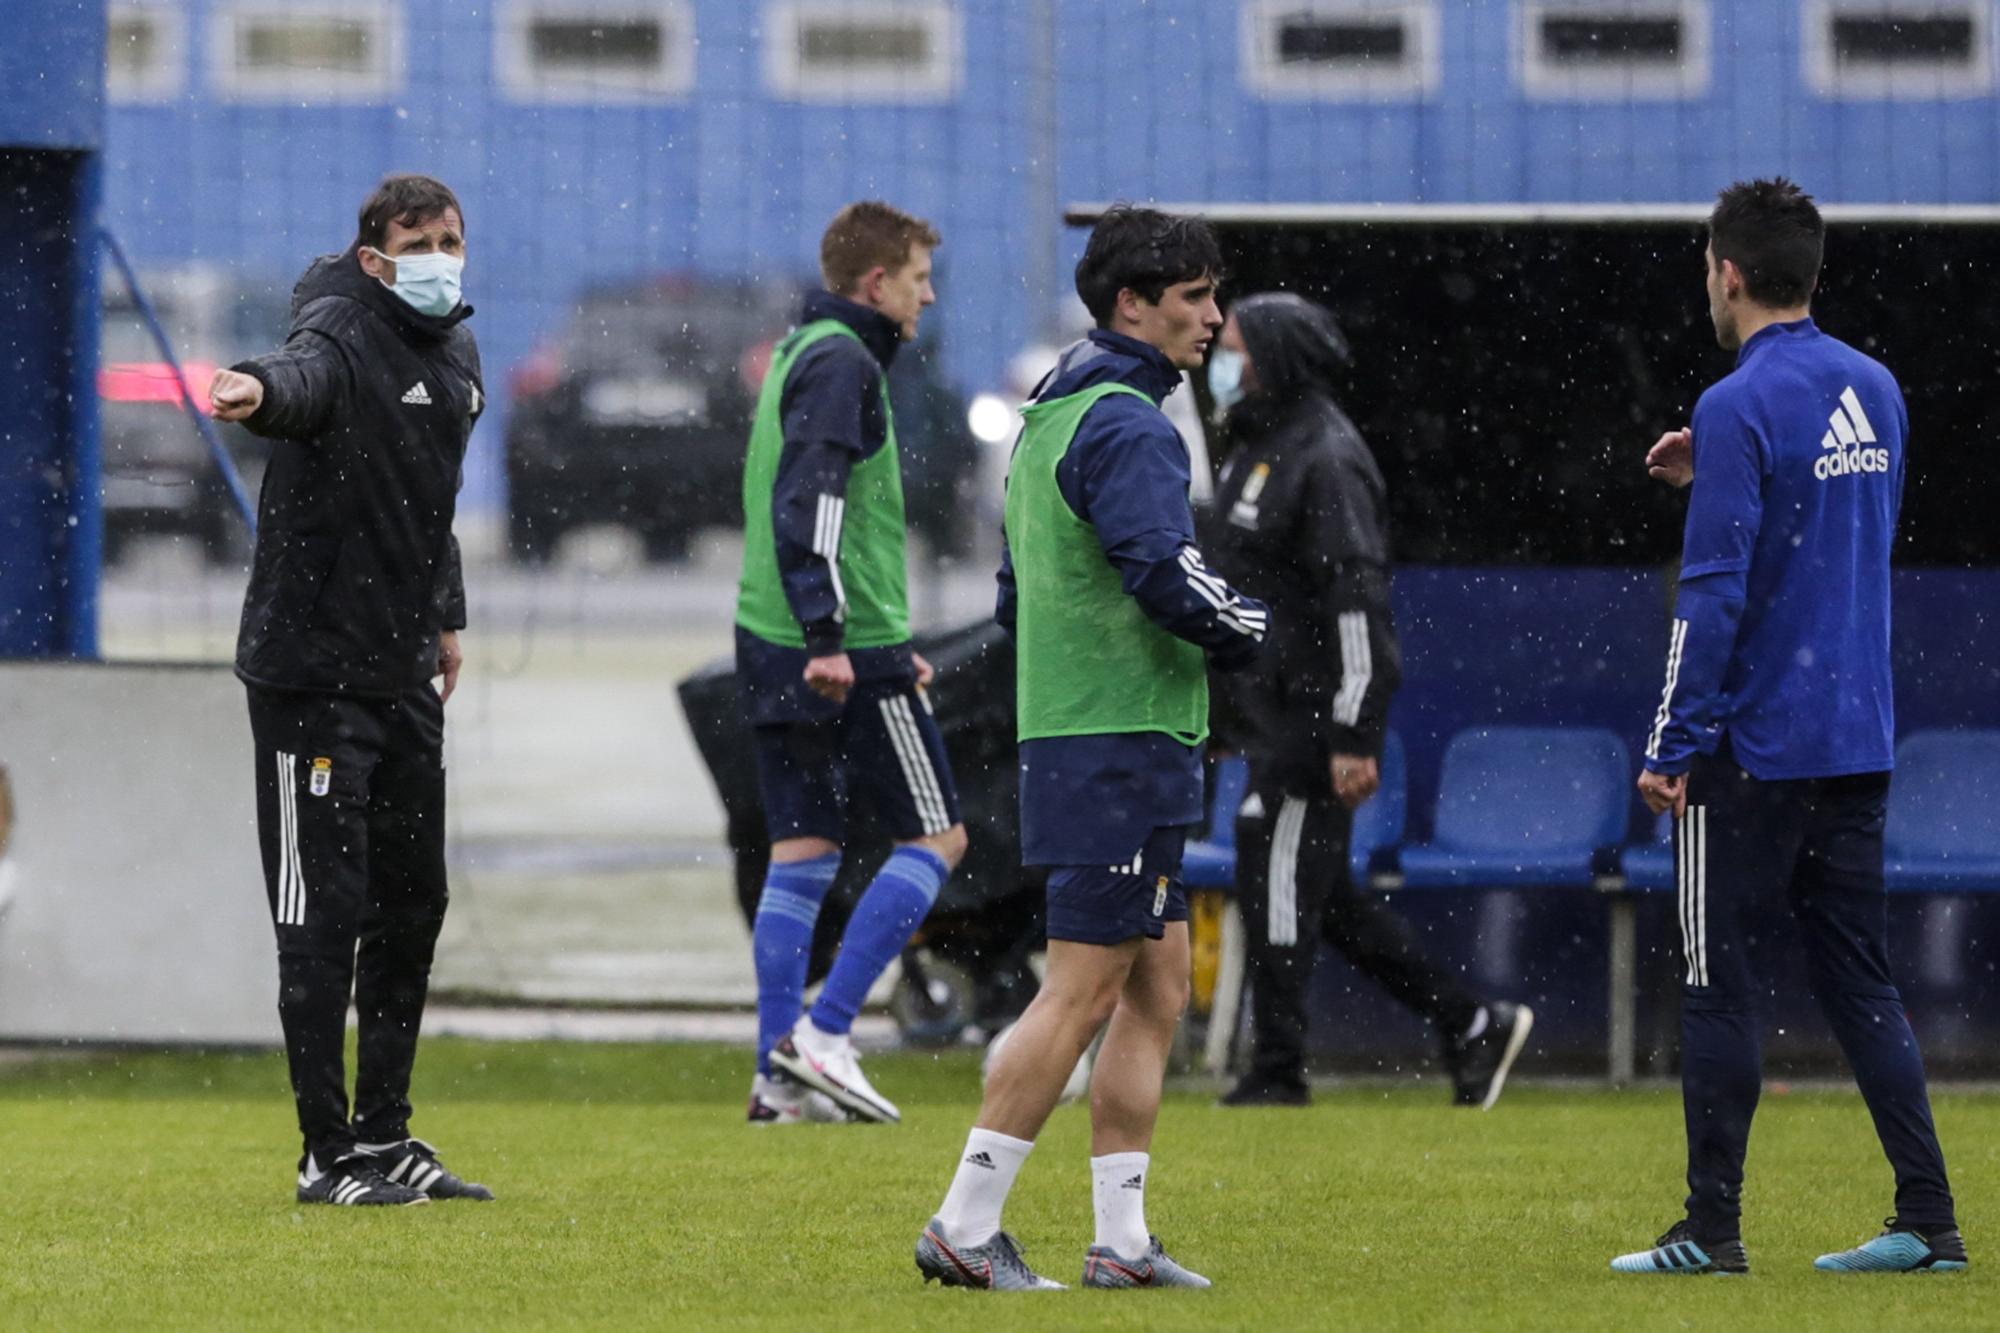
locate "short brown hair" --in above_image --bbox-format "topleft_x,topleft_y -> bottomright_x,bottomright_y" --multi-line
356,174 -> 464,251
819,201 -> 940,295
1708,176 -> 1823,309
1075,204 -> 1222,326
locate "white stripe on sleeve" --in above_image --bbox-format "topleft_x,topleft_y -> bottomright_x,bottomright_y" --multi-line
813,493 -> 848,625
1177,548 -> 1267,640
1645,619 -> 1689,761
1331,610 -> 1373,727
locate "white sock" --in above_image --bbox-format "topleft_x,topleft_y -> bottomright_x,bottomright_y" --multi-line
1091,1152 -> 1151,1258
935,1128 -> 1034,1247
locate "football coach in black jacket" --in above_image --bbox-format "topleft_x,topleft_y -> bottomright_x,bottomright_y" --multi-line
209,174 -> 492,1206
1205,293 -> 1532,1110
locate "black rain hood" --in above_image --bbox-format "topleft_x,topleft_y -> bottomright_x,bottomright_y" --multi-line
1232,291 -> 1350,406
1204,291 -> 1400,775
288,244 -> 474,345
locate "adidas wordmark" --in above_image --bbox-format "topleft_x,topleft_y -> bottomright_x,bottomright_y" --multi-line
1816,386 -> 1889,480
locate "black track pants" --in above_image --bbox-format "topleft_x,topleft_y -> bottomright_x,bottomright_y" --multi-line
248,684 -> 449,1164
1676,748 -> 1954,1239
1234,776 -> 1481,1084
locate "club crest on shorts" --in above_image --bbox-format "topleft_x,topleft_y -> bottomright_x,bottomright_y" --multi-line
1153,876 -> 1169,917
309,757 -> 333,797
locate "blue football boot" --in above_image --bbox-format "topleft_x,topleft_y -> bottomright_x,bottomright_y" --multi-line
1815,1218 -> 1968,1273
1610,1219 -> 1749,1275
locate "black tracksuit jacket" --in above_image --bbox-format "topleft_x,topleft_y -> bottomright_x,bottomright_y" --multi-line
231,247 -> 482,699
1207,300 -> 1402,795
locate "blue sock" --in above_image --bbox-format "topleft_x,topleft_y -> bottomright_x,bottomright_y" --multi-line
809,846 -> 951,1036
752,853 -> 841,1075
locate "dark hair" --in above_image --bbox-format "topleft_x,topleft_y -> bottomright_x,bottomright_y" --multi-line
820,201 -> 941,295
1075,205 -> 1223,326
356,174 -> 464,251
1707,177 -> 1823,309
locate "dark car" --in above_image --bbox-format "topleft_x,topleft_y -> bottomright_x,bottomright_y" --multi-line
505,275 -> 799,563
99,267 -> 288,564
887,336 -> 980,563
505,274 -> 981,564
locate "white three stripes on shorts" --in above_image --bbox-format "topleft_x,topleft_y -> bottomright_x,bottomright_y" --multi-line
878,694 -> 951,835
275,750 -> 309,927
1677,805 -> 1708,986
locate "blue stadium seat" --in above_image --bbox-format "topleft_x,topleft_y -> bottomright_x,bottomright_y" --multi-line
1621,813 -> 1674,892
1350,732 -> 1407,884
1397,726 -> 1630,888
1885,729 -> 2000,892
1183,755 -> 1251,890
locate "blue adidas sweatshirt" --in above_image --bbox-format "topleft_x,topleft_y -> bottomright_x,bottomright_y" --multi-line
1644,318 -> 1904,781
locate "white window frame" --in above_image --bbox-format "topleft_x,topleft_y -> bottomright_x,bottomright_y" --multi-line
1241,0 -> 1442,101
497,2 -> 696,102
211,1 -> 403,103
107,1 -> 188,103
1804,0 -> 1995,100
763,1 -> 962,103
1518,0 -> 1710,101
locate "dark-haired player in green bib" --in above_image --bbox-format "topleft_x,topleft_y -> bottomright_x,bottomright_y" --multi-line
916,207 -> 1269,1291
736,202 -> 968,1129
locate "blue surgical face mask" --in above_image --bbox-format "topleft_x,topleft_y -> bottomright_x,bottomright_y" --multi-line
1208,346 -> 1247,413
368,247 -> 463,316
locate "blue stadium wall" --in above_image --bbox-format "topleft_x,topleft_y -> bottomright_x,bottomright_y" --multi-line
102,0 -> 2000,513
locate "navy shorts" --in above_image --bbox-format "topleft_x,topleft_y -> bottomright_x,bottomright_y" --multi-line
1046,825 -> 1192,946
752,680 -> 961,844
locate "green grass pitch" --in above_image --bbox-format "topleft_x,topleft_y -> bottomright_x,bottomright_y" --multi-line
1,1039 -> 1991,1330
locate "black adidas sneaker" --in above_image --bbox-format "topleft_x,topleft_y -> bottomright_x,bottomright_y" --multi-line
359,1138 -> 495,1201
296,1153 -> 428,1207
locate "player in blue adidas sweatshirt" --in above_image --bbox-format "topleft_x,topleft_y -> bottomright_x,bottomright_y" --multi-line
1611,179 -> 1965,1278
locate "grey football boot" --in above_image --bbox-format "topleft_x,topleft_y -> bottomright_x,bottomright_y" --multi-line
1082,1236 -> 1214,1288
915,1217 -> 1066,1290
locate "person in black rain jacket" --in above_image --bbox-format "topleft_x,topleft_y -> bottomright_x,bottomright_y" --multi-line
208,174 -> 492,1207
1205,292 -> 1533,1109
